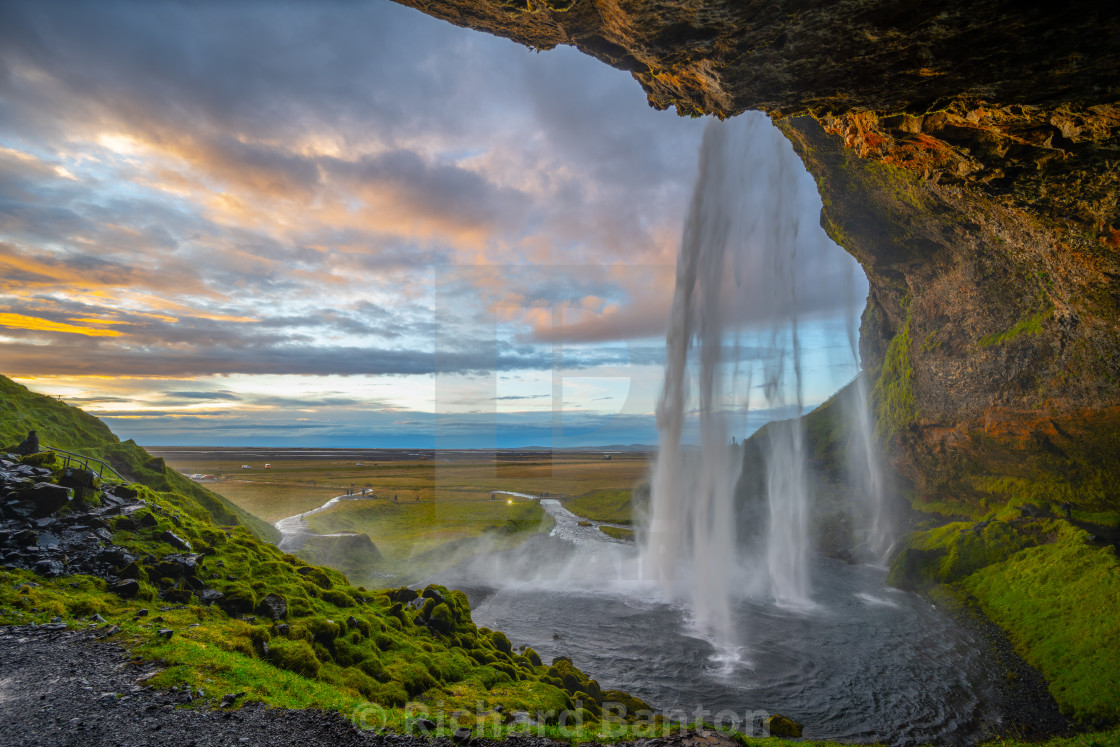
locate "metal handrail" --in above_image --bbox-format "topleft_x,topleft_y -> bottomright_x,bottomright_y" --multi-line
40,444 -> 129,485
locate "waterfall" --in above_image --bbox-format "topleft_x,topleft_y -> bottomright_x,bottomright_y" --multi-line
642,112 -> 825,640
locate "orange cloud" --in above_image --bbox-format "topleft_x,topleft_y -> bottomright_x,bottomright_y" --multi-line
0,313 -> 123,337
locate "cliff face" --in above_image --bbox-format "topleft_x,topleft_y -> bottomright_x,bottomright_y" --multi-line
394,0 -> 1120,513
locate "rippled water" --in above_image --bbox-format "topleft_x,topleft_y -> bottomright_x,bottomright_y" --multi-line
429,499 -> 1007,746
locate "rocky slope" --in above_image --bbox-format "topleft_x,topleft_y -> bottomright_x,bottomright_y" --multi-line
392,0 -> 1120,516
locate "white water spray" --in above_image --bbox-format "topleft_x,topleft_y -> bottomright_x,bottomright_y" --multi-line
642,113 -> 829,639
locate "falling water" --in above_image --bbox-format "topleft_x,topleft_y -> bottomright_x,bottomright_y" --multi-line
643,120 -> 740,645
642,113 -> 823,640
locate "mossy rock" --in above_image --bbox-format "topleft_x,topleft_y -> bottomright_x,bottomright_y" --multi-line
887,547 -> 947,590
429,602 -> 455,635
765,714 -> 803,738
296,565 -> 334,589
490,630 -> 513,654
20,451 -> 58,468
601,689 -> 653,719
267,638 -> 321,678
394,660 -> 437,697
523,647 -> 543,667
358,656 -> 390,683
217,586 -> 257,617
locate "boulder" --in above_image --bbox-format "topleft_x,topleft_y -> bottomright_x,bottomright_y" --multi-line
20,482 -> 72,517
109,579 -> 140,598
387,587 -> 419,604
452,727 -> 472,744
59,468 -> 100,497
196,589 -> 224,606
33,558 -> 65,576
765,714 -> 803,738
255,593 -> 287,621
411,718 -> 436,734
153,553 -> 201,579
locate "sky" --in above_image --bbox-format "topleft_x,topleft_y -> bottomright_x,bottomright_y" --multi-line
0,0 -> 867,449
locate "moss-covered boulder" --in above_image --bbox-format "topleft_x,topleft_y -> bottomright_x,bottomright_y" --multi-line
765,713 -> 803,738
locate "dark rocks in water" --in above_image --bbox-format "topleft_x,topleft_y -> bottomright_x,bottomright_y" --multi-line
159,530 -> 193,552
109,579 -> 140,598
765,714 -> 803,738
256,593 -> 288,621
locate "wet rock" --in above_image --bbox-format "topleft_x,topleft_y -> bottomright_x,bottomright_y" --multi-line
20,482 -> 73,517
60,468 -> 100,497
108,485 -> 139,501
255,593 -> 287,621
33,558 -> 65,576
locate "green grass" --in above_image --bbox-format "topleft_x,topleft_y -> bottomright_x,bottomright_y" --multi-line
305,496 -> 552,582
0,375 -> 277,542
562,488 -> 639,524
960,523 -> 1120,725
597,526 -> 634,541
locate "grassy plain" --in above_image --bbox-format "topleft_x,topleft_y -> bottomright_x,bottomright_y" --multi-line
158,449 -> 652,581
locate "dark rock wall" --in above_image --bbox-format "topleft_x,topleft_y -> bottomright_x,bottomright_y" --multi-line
393,0 -> 1120,512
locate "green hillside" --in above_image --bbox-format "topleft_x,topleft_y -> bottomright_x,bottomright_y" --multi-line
0,375 -> 278,542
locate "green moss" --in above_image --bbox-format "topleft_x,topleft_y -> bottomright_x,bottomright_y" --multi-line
268,639 -> 322,678
961,523 -> 1120,725
872,311 -> 917,439
978,306 -> 1051,347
